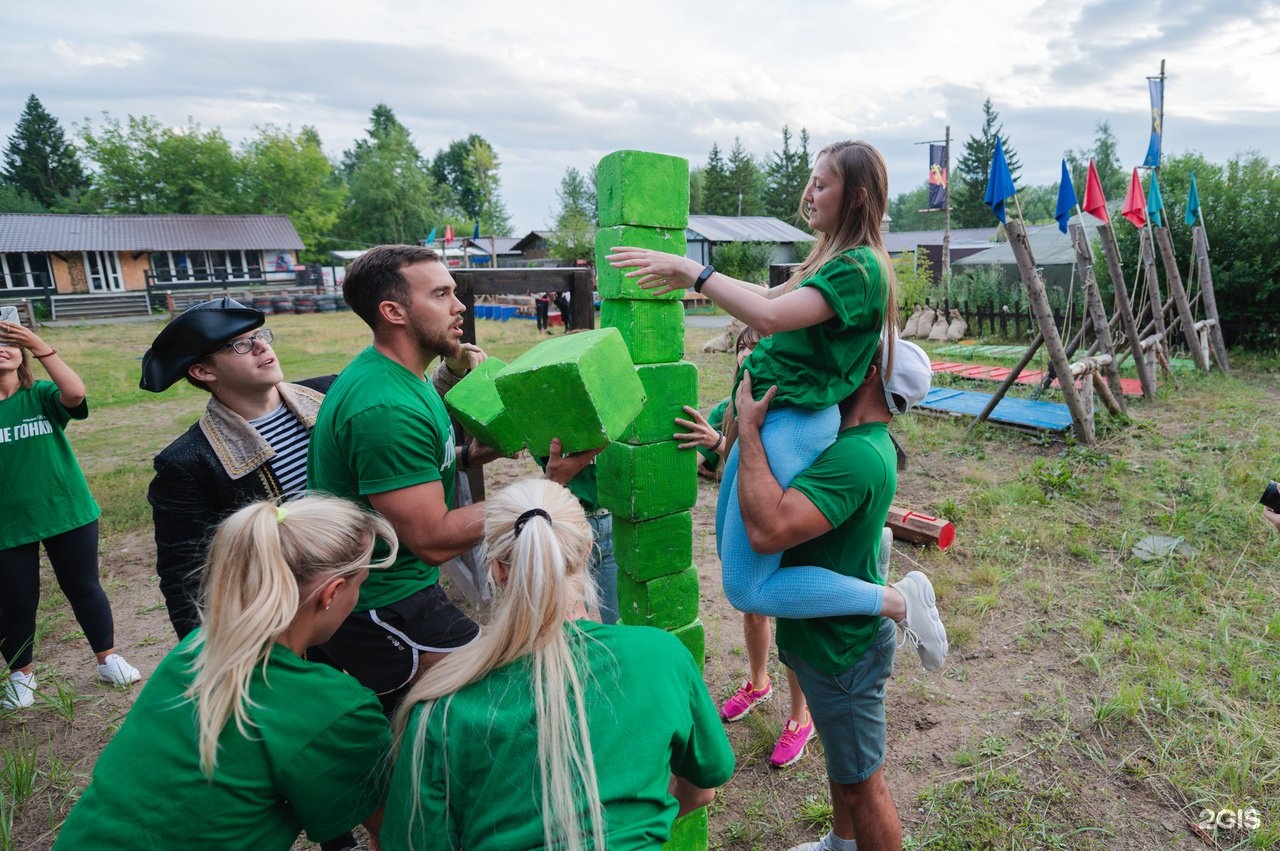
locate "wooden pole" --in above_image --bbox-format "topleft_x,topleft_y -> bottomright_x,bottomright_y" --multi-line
1006,220 -> 1093,444
1096,222 -> 1156,399
1070,224 -> 1127,412
1192,226 -> 1231,374
1138,229 -> 1169,361
1093,372 -> 1124,417
965,331 -> 1043,433
942,125 -> 951,283
1152,227 -> 1207,371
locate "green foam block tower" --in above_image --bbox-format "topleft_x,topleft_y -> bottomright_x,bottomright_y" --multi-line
442,358 -> 525,455
595,225 -> 687,301
617,566 -> 699,630
671,618 -> 706,672
663,806 -> 709,851
620,361 -> 698,445
494,328 -> 645,456
596,440 -> 697,521
601,300 -> 685,365
596,150 -> 690,229
612,511 -> 693,581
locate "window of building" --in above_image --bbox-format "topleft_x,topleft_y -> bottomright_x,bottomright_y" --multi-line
0,253 -> 52,290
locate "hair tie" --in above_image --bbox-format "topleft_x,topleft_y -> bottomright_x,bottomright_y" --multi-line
275,506 -> 288,524
514,508 -> 551,537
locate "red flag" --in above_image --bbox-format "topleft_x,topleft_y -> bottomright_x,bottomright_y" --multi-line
1121,168 -> 1147,229
1081,159 -> 1109,223
444,224 -> 455,245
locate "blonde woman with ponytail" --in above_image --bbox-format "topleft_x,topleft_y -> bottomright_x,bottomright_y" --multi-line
56,496 -> 397,851
381,478 -> 734,851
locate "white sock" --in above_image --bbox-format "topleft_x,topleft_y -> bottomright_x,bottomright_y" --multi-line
825,832 -> 858,851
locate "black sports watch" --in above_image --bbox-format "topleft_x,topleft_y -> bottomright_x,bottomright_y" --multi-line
694,265 -> 715,294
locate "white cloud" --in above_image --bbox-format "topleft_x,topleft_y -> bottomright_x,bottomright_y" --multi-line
51,38 -> 144,69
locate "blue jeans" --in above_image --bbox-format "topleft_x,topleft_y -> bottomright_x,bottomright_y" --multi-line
587,512 -> 618,625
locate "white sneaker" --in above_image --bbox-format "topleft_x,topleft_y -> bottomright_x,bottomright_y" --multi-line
896,571 -> 948,671
96,653 -> 141,687
787,834 -> 853,851
1,670 -> 37,710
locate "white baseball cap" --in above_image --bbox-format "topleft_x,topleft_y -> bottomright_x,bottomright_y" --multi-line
883,336 -> 931,415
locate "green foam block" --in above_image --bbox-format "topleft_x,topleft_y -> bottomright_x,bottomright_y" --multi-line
601,300 -> 685,365
494,328 -> 645,455
612,511 -> 693,581
671,618 -> 706,672
597,150 -> 690,229
595,226 -> 687,300
596,440 -> 697,521
621,361 -> 698,445
663,806 -> 708,851
617,566 -> 699,630
442,358 -> 525,455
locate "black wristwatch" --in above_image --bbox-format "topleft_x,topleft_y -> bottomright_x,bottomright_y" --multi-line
694,265 -> 715,294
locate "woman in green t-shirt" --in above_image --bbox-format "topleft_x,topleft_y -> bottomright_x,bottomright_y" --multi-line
0,321 -> 140,710
382,478 -> 734,850
55,496 -> 397,850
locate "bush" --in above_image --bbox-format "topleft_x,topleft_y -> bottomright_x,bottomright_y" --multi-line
714,241 -> 775,285
947,264 -> 1024,311
894,249 -> 935,310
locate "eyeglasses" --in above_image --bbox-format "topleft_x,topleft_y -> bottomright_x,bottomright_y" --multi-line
214,329 -> 273,355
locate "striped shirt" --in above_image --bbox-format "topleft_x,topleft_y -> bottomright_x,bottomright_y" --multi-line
247,404 -> 310,500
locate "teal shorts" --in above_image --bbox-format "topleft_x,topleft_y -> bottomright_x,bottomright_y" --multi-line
780,617 -> 896,785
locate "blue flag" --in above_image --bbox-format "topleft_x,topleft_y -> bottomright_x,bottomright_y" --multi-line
1146,171 -> 1164,227
1055,159 -> 1078,234
983,135 -> 1016,224
1184,172 -> 1201,227
424,227 -> 437,246
1142,78 -> 1163,168
472,221 -> 481,240
927,144 -> 948,210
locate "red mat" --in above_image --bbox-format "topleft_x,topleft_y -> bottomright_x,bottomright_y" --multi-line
931,362 -> 1142,397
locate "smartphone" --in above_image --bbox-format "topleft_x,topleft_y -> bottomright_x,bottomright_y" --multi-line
0,305 -> 18,325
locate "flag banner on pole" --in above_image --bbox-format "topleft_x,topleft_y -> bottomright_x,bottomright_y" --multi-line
982,136 -> 1015,224
1184,172 -> 1201,227
425,227 -> 437,246
445,224 -> 455,245
1146,171 -> 1164,228
1055,159 -> 1078,234
472,221 -> 481,240
1121,168 -> 1147,228
1082,160 -> 1109,224
927,144 -> 948,209
1142,78 -> 1163,168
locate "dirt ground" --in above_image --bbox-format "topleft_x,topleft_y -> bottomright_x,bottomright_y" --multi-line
5,442 -> 1210,850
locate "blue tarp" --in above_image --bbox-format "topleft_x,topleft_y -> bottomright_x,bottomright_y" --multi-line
919,388 -> 1074,432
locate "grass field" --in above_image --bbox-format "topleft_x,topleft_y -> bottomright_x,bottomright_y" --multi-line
2,310 -> 1278,850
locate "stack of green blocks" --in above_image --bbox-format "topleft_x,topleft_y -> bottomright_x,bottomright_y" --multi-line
595,150 -> 707,851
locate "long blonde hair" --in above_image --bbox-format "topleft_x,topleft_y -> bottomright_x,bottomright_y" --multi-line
786,140 -> 898,374
392,478 -> 603,851
188,496 -> 396,777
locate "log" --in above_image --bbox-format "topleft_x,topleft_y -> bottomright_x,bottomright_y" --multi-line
1070,225 -> 1127,412
1097,223 -> 1156,400
1139,230 -> 1170,361
1154,227 -> 1208,372
1193,227 -> 1231,375
1069,354 -> 1112,377
1092,372 -> 1124,417
888,506 -> 955,550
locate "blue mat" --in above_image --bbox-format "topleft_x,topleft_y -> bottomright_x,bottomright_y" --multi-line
919,388 -> 1074,432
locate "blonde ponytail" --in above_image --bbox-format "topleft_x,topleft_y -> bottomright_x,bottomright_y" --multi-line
188,496 -> 395,777
393,478 -> 604,851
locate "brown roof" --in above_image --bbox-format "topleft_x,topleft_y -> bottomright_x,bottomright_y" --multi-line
0,214 -> 304,252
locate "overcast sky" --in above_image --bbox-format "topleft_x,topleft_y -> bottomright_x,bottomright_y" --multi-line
3,0 -> 1278,233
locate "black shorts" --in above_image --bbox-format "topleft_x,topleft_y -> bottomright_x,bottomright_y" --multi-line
309,583 -> 479,713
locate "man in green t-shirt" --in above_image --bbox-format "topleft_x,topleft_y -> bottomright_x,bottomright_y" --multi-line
734,338 -> 942,851
308,245 -> 597,712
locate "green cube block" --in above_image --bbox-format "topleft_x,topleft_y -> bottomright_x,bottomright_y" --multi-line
601,300 -> 685,365
442,358 -> 525,455
672,618 -> 706,672
494,328 -> 645,456
597,150 -> 690,229
597,440 -> 697,521
617,566 -> 699,630
620,361 -> 698,445
663,806 -> 708,851
595,226 -> 687,301
613,511 -> 693,581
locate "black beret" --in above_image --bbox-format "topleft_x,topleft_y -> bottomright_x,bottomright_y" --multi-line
140,298 -> 264,392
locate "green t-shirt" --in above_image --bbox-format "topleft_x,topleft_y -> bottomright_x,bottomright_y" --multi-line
741,247 -> 886,410
54,633 -> 390,850
695,398 -> 730,473
308,346 -> 457,610
776,422 -> 897,675
381,621 -> 735,851
0,381 -> 99,550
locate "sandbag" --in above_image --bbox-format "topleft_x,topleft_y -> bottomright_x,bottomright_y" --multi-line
946,309 -> 968,342
928,314 -> 949,342
902,305 -> 923,338
912,307 -> 936,339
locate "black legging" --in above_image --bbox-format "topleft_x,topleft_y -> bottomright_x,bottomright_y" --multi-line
535,297 -> 550,331
0,520 -> 113,671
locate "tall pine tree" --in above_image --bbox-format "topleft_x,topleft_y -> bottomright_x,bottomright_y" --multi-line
2,95 -> 85,209
726,138 -> 764,216
764,126 -> 811,222
701,143 -> 734,215
952,99 -> 1022,227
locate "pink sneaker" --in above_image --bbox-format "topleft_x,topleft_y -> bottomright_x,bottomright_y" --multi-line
769,715 -> 815,768
720,678 -> 773,721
